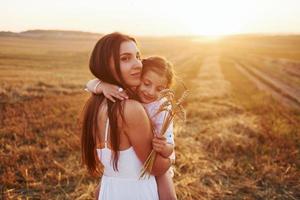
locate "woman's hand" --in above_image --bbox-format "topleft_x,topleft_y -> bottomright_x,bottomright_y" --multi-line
99,82 -> 128,102
152,135 -> 174,158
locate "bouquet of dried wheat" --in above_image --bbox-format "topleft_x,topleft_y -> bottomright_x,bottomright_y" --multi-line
140,89 -> 188,179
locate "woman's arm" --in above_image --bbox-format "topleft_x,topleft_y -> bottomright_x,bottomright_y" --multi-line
123,100 -> 171,176
86,78 -> 128,102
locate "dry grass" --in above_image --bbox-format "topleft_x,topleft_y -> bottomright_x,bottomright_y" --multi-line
0,34 -> 299,199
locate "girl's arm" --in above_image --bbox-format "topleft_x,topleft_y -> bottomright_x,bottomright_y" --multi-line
86,78 -> 128,102
123,100 -> 171,176
152,135 -> 174,158
152,105 -> 175,158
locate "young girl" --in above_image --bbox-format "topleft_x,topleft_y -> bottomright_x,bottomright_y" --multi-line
86,56 -> 177,200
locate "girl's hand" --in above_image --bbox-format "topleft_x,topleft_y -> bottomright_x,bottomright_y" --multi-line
152,135 -> 174,158
98,82 -> 129,102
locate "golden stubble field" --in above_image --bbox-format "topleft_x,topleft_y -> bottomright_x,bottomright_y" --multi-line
0,32 -> 299,199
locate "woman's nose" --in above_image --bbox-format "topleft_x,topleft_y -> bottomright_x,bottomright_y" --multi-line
134,58 -> 142,69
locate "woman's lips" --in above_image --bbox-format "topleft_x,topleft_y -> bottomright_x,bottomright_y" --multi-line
131,71 -> 141,77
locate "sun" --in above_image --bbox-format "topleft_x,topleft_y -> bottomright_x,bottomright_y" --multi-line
177,1 -> 245,37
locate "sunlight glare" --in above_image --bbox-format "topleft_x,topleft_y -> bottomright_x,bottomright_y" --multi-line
178,0 -> 248,36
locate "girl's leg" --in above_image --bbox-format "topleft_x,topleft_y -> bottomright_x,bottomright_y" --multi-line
156,170 -> 177,200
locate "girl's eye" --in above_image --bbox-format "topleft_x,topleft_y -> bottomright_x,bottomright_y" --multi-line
136,54 -> 141,60
157,87 -> 164,92
143,81 -> 150,86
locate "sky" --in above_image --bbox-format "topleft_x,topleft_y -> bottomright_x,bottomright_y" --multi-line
1,0 -> 300,36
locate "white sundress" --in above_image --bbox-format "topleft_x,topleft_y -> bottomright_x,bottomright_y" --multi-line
97,119 -> 159,200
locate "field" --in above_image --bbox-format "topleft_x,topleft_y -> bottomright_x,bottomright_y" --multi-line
0,31 -> 300,199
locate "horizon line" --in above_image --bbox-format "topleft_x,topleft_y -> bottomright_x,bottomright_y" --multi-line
1,28 -> 300,38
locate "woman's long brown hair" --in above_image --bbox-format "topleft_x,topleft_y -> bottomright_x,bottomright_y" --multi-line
81,32 -> 138,176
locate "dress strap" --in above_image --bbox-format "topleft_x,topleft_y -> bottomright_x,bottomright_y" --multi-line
104,118 -> 109,148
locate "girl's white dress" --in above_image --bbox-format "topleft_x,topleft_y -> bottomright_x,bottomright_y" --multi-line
97,119 -> 159,200
143,99 -> 175,160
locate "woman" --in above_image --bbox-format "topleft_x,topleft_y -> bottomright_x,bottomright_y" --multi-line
81,32 -> 172,200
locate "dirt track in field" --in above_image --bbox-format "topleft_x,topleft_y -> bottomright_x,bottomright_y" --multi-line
233,60 -> 300,110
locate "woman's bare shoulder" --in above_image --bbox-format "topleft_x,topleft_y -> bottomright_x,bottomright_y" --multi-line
122,99 -> 149,129
123,99 -> 145,116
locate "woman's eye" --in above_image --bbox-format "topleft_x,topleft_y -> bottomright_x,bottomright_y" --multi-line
121,56 -> 130,61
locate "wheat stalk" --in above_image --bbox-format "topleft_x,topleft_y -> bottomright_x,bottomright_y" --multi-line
140,89 -> 189,179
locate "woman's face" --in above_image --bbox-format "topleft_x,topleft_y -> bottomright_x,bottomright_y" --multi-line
110,40 -> 142,87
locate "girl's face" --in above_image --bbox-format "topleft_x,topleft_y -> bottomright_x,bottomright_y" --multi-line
137,70 -> 168,104
110,40 -> 142,87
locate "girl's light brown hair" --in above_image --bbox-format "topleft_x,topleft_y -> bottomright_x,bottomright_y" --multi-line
141,56 -> 175,88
